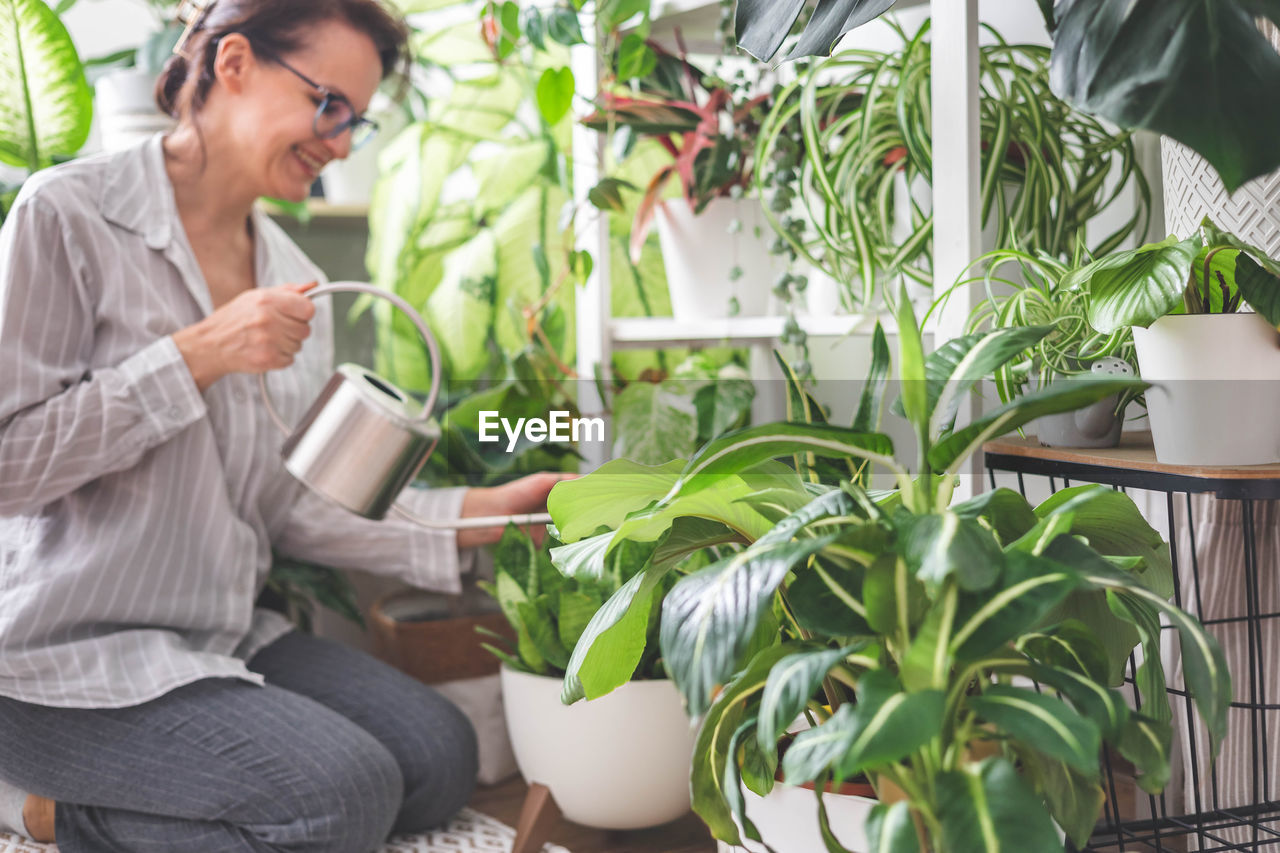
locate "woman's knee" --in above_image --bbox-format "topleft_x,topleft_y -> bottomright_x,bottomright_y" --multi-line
394,695 -> 478,833
261,736 -> 405,853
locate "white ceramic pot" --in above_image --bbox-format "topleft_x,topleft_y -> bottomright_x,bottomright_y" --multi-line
96,68 -> 174,152
500,666 -> 696,830
1132,313 -> 1280,465
716,781 -> 878,853
654,196 -> 786,322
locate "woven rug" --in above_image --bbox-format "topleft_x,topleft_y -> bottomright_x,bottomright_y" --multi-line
0,808 -> 570,853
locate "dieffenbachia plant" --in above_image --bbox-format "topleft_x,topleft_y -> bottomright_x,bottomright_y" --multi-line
0,0 -> 93,223
543,287 -> 1230,852
733,0 -> 1280,193
1078,217 -> 1280,335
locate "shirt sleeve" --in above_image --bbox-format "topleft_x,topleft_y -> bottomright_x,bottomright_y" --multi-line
271,482 -> 475,594
0,196 -> 207,516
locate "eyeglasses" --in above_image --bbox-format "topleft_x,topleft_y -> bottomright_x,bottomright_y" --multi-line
264,52 -> 379,151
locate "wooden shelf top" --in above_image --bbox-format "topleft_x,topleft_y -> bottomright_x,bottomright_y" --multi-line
983,432 -> 1280,497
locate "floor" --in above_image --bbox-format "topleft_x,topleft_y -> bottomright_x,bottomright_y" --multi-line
470,775 -> 717,853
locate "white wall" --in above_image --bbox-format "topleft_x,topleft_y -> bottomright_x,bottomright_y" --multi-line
59,0 -> 156,59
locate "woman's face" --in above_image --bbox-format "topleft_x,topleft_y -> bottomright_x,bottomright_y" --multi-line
223,19 -> 383,202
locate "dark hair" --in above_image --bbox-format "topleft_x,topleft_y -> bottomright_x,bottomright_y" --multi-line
155,0 -> 410,119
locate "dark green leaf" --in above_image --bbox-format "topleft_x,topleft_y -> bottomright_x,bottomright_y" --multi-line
1049,0 -> 1280,192
546,5 -> 585,46
781,670 -> 945,783
936,757 -> 1066,853
1075,235 -> 1200,334
899,512 -> 1004,592
1116,713 -> 1173,794
866,801 -> 921,853
927,377 -> 1148,473
950,488 -> 1038,545
1019,751 -> 1104,850
757,644 -> 854,754
949,549 -> 1081,662
521,4 -> 546,50
969,685 -> 1102,774
785,0 -> 895,60
852,321 -> 890,434
661,534 -> 838,716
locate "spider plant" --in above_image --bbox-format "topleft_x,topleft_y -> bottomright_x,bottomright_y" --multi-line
754,20 -> 1151,309
929,247 -> 1138,409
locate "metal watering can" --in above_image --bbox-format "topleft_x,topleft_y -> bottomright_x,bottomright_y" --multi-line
258,282 -> 553,531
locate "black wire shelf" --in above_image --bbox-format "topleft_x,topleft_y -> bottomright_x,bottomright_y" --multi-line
984,433 -> 1280,852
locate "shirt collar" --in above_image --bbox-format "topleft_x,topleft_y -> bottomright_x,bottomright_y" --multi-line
99,133 -> 174,251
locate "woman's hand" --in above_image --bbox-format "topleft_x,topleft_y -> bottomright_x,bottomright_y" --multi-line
173,282 -> 317,391
456,471 -> 578,549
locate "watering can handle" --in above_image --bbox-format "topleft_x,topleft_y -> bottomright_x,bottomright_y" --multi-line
257,281 -> 442,437
256,282 -> 553,531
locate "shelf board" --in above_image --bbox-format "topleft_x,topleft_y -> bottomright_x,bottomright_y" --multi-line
609,314 -> 889,348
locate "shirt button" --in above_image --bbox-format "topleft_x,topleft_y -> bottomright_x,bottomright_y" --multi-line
168,405 -> 183,419
233,388 -> 248,402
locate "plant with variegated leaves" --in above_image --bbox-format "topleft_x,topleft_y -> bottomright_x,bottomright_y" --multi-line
543,286 -> 1230,852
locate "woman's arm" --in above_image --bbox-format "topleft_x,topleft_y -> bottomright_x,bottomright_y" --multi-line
271,472 -> 573,592
0,197 -> 208,516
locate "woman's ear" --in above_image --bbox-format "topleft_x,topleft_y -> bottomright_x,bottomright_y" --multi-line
212,32 -> 255,95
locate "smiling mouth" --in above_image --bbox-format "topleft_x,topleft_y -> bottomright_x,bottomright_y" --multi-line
294,147 -> 327,178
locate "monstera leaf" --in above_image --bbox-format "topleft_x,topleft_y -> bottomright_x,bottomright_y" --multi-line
0,0 -> 93,170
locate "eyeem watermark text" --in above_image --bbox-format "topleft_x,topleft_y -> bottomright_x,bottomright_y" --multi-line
478,411 -> 605,452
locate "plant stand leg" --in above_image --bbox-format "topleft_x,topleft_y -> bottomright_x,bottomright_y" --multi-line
510,782 -> 561,853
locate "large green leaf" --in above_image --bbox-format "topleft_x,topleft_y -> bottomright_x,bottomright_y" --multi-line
424,228 -> 497,382
1076,235 -> 1200,334
894,286 -> 930,447
899,511 -> 1004,592
661,535 -> 838,716
785,0 -> 895,60
950,488 -> 1038,546
924,326 -> 1054,439
968,685 -> 1102,775
852,321 -> 891,435
949,550 -> 1081,662
936,757 -> 1066,853
691,644 -> 799,845
781,670 -> 945,783
0,0 -> 92,170
866,802 -> 921,853
612,381 -> 698,465
1019,751 -> 1105,850
1062,539 -> 1231,752
1231,251 -> 1280,329
927,377 -> 1148,474
665,422 -> 895,502
1115,713 -> 1173,794
756,644 -> 855,755
560,567 -> 657,702
1035,486 -> 1173,598
1049,0 -> 1280,193
548,458 -> 682,543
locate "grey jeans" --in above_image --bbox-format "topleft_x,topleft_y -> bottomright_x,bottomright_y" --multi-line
0,630 -> 478,852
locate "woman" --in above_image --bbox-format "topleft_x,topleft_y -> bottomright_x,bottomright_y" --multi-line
0,1 -> 566,849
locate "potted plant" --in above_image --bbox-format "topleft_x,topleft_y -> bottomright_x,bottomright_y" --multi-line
581,44 -> 782,321
1075,217 -> 1280,465
543,288 -> 1231,851
929,247 -> 1141,448
479,523 -> 697,831
0,0 -> 94,224
753,20 -> 1151,313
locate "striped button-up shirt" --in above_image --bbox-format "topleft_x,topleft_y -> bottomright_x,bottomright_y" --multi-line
0,135 -> 468,709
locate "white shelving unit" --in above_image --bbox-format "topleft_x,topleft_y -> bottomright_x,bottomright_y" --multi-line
573,0 -> 983,477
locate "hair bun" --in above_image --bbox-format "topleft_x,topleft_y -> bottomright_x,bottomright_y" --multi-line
154,54 -> 190,118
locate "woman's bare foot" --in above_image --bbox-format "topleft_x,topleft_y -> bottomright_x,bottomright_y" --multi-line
22,794 -> 54,843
